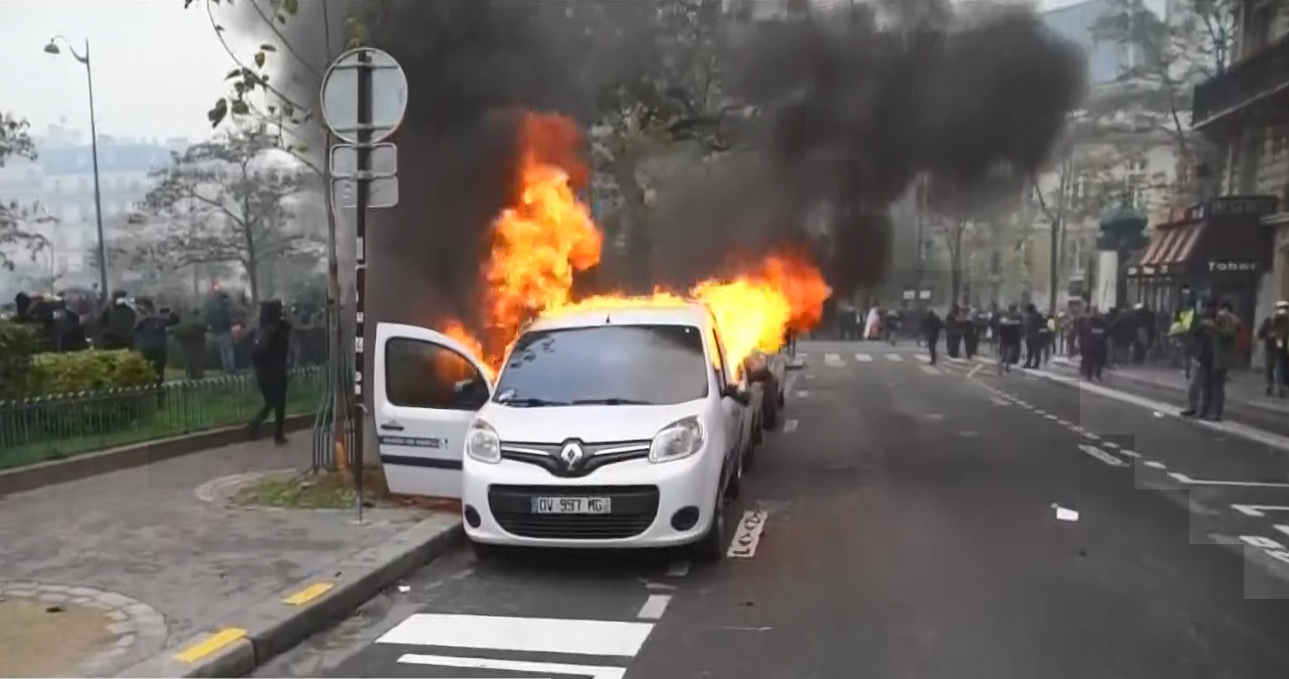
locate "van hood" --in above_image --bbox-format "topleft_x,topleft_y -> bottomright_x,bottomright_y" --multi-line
479,401 -> 702,443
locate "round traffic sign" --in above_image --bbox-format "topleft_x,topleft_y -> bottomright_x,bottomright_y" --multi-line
320,47 -> 408,144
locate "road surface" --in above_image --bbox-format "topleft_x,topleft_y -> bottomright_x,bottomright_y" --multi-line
258,340 -> 1289,679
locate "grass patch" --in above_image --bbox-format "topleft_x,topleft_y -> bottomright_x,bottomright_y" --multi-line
234,465 -> 387,510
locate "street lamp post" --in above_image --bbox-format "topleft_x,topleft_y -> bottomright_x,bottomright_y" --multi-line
44,36 -> 108,307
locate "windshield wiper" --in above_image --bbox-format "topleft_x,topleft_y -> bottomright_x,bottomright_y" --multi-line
497,397 -> 569,407
571,398 -> 657,406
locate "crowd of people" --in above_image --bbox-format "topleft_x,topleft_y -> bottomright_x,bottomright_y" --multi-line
1,288 -> 315,445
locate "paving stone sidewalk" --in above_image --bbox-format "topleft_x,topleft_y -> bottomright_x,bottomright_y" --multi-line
0,436 -> 428,677
1048,355 -> 1289,412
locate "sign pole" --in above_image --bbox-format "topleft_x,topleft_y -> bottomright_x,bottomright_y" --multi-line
352,50 -> 373,523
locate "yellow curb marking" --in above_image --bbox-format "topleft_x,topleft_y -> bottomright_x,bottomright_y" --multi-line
174,627 -> 248,663
282,582 -> 335,606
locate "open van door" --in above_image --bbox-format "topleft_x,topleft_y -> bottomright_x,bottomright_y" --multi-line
373,322 -> 493,499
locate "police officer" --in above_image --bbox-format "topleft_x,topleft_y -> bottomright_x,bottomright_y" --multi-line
1081,311 -> 1109,381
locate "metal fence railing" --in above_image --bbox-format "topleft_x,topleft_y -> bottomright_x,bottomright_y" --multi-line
0,366 -> 327,471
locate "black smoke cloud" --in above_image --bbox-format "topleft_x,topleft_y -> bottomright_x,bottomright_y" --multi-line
226,0 -> 1085,334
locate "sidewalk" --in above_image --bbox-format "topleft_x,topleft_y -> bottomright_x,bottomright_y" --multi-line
0,435 -> 443,677
1047,356 -> 1289,415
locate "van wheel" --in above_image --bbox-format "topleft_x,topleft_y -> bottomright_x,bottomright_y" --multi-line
727,459 -> 743,499
690,491 -> 726,564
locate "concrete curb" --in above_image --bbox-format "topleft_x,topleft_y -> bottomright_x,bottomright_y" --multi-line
120,515 -> 465,678
0,414 -> 313,497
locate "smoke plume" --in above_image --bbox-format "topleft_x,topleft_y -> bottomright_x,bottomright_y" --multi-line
225,0 -> 1085,330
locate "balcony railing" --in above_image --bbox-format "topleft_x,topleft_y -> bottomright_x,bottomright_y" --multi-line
1192,31 -> 1289,130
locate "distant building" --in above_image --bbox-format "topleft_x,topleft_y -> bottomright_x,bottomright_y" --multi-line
0,121 -> 186,290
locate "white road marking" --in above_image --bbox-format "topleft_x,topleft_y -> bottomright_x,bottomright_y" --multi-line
1168,473 -> 1289,488
665,560 -> 690,577
784,419 -> 799,433
825,353 -> 844,366
1054,504 -> 1079,521
796,390 -> 809,398
1043,413 -> 1059,420
637,594 -> 672,620
919,365 -> 941,375
1232,505 -> 1289,518
377,614 -> 653,657
1238,536 -> 1289,567
990,397 -> 1010,407
1118,449 -> 1140,458
967,363 -> 984,378
1020,368 -> 1289,452
854,353 -> 873,362
728,509 -> 769,558
806,373 -> 816,380
1078,444 -> 1127,467
1144,460 -> 1166,469
1101,441 -> 1120,449
398,654 -> 626,679
1275,526 -> 1289,539
886,354 -> 903,362
916,354 -> 931,363
1082,432 -> 1101,441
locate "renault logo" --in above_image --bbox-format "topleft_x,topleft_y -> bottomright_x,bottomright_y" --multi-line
559,442 -> 584,467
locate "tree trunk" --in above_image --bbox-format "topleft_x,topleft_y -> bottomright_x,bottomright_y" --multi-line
1048,219 -> 1060,316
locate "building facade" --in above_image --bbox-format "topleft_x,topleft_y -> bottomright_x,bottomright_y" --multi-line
1189,0 -> 1289,331
0,122 -> 185,293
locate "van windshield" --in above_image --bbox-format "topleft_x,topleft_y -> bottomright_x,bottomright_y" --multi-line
492,324 -> 709,407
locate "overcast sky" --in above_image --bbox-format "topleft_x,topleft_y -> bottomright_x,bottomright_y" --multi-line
0,0 -> 1084,144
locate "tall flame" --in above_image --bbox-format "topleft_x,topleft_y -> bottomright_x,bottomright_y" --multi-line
444,112 -> 831,379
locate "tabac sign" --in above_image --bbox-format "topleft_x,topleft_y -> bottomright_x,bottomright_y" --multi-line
1208,260 -> 1258,273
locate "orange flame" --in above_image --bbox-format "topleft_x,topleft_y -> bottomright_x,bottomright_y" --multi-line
445,111 -> 831,379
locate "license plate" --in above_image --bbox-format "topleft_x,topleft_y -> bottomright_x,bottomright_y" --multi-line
530,496 -> 612,515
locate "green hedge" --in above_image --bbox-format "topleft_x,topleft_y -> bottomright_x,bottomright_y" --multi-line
0,322 -> 39,400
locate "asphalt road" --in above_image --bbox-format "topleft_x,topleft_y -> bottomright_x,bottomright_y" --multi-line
258,339 -> 1289,679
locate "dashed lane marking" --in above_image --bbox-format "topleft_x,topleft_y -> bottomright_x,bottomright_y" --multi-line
886,354 -> 903,362
728,509 -> 770,559
990,397 -> 1010,407
855,353 -> 873,362
796,390 -> 809,398
783,419 -> 799,433
1078,443 -> 1128,467
378,614 -> 654,657
825,353 -> 845,367
1233,505 -> 1289,518
1168,473 -> 1289,488
1144,460 -> 1166,469
637,594 -> 672,620
1118,449 -> 1141,458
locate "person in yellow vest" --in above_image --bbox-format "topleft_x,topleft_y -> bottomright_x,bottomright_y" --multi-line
1170,289 -> 1197,379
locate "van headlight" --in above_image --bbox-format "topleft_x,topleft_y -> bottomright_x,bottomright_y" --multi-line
465,419 -> 501,464
649,416 -> 705,463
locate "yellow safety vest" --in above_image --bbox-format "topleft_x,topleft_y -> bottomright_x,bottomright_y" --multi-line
1169,310 -> 1193,337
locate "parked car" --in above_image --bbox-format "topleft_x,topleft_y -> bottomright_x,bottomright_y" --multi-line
371,302 -> 771,563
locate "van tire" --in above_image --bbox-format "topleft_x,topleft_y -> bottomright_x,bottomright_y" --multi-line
690,489 -> 726,564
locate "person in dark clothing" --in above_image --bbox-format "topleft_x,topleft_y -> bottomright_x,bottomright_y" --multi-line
1080,312 -> 1109,380
134,299 -> 178,383
1022,304 -> 1043,369
1257,301 -> 1289,397
50,294 -> 88,352
997,305 -> 1022,373
12,292 -> 35,323
945,304 -> 963,358
249,300 -> 293,444
98,290 -> 137,350
1182,299 -> 1239,420
963,309 -> 981,359
922,308 -> 943,364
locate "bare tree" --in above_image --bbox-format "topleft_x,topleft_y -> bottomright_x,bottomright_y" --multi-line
0,113 -> 51,271
141,124 -> 308,305
1094,0 -> 1237,199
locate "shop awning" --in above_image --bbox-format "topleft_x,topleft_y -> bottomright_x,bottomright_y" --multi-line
1126,223 -> 1206,276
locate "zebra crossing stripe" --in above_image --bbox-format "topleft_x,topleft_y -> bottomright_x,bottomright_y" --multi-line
854,353 -> 873,362
919,365 -> 940,375
915,354 -> 931,363
397,654 -> 627,679
378,613 -> 654,657
886,354 -> 903,362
